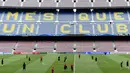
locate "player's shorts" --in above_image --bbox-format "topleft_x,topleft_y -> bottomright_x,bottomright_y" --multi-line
71,67 -> 73,71
64,66 -> 67,70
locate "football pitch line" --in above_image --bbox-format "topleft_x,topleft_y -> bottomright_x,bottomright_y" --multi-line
74,54 -> 75,73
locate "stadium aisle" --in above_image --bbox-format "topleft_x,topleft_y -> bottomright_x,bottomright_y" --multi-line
75,54 -> 103,73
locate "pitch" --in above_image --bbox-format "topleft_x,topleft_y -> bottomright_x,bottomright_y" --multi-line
0,54 -> 130,73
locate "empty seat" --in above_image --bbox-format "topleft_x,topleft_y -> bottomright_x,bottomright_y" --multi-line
111,0 -> 127,7
58,0 -> 74,8
36,48 -> 53,52
17,42 -> 35,48
16,42 -> 35,52
93,0 -> 109,7
115,41 -> 128,47
128,1 -> 130,6
76,41 -> 93,47
76,47 -> 93,52
0,41 -> 16,52
116,46 -> 130,52
4,0 -> 21,7
15,48 -> 33,52
37,41 -> 55,48
0,48 -> 12,52
0,41 -> 16,48
56,42 -> 74,52
0,0 -> 3,6
114,41 -> 130,52
127,41 -> 130,45
23,0 -> 39,7
41,0 -> 56,7
76,41 -> 94,52
76,46 -> 93,52
76,0 -> 92,8
95,41 -> 114,52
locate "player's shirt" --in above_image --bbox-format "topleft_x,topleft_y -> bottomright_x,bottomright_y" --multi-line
52,67 -> 54,72
23,63 -> 26,68
58,56 -> 60,59
95,58 -> 97,61
120,62 -> 123,67
91,56 -> 93,59
127,61 -> 129,66
1,59 -> 3,64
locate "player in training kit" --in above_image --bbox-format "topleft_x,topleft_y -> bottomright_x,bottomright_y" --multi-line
70,64 -> 73,71
64,64 -> 67,70
126,60 -> 129,68
29,57 -> 31,61
64,56 -> 67,62
91,56 -> 94,60
95,57 -> 97,62
78,54 -> 80,59
104,52 -> 107,55
120,61 -> 123,68
1,58 -> 4,66
58,56 -> 60,61
40,56 -> 43,62
23,62 -> 26,71
51,67 -> 54,73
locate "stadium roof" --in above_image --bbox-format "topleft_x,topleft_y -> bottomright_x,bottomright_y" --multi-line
0,0 -> 129,9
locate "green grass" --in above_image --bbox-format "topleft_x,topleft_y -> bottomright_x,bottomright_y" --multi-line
0,54 -> 130,73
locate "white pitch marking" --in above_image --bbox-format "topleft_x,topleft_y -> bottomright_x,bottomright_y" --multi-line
74,54 -> 76,73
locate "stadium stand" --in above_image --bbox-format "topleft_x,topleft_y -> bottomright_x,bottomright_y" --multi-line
56,42 -> 74,52
0,41 -> 16,52
2,41 -> 130,52
41,0 -> 57,8
114,41 -> 130,52
36,47 -> 54,52
0,0 -> 129,54
76,41 -> 94,52
15,42 -> 35,52
0,0 -> 3,6
0,8 -> 129,36
0,41 -> 16,47
4,0 -> 21,7
0,0 -> 129,8
111,0 -> 127,7
76,0 -> 92,8
95,41 -> 114,52
93,0 -> 109,7
37,41 -> 55,47
22,0 -> 39,7
36,41 -> 55,52
58,0 -> 74,8
0,47 -> 12,52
